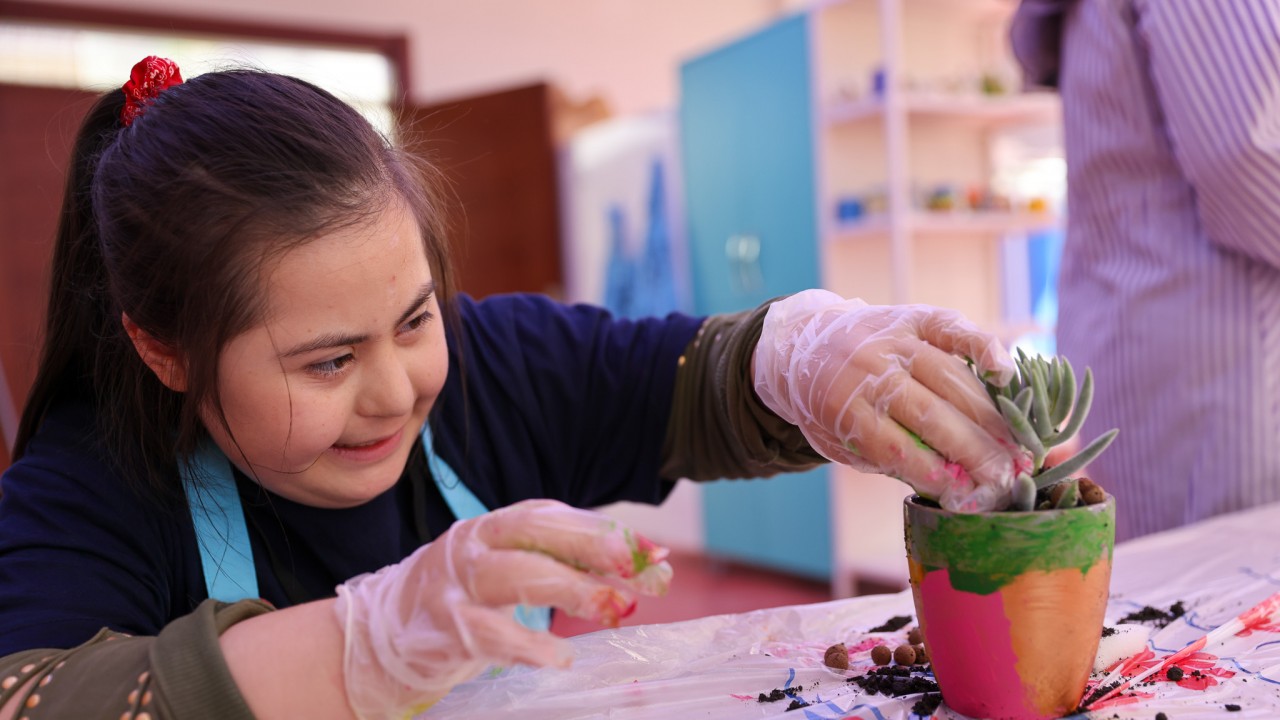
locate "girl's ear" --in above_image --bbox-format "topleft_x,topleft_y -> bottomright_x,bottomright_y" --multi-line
121,313 -> 188,392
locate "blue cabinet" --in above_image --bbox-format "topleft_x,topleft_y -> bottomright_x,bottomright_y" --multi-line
680,14 -> 831,580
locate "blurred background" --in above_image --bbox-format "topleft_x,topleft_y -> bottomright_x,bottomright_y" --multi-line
0,0 -> 1065,629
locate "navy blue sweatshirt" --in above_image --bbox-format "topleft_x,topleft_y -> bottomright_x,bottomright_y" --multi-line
0,293 -> 703,656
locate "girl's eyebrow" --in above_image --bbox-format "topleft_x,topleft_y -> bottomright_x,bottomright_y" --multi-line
395,281 -> 436,327
280,281 -> 436,358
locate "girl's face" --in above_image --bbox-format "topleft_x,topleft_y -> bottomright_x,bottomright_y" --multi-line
204,201 -> 447,508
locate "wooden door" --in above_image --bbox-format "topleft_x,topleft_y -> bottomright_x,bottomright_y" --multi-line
0,83 -> 99,470
680,14 -> 832,580
398,82 -> 564,299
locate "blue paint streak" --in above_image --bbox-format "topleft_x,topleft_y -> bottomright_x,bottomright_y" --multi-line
840,703 -> 890,720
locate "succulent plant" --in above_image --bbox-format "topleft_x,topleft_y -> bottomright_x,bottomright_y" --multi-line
985,349 -> 1118,511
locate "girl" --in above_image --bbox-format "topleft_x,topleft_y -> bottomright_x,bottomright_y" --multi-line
0,57 -> 1025,719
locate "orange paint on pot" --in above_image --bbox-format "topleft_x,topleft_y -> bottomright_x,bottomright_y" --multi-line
1002,552 -> 1112,717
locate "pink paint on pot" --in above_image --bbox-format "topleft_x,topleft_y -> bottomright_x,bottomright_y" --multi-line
915,567 -> 1036,719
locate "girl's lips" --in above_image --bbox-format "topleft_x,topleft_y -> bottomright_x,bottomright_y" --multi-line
329,428 -> 404,463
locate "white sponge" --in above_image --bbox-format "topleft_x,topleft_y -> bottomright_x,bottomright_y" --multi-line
1094,623 -> 1153,672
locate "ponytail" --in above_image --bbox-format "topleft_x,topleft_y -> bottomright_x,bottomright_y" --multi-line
14,90 -> 127,457
15,88 -> 189,505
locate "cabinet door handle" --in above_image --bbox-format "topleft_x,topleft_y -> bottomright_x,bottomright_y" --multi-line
725,234 -> 764,294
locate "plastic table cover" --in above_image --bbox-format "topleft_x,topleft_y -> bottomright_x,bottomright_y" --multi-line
422,502 -> 1280,719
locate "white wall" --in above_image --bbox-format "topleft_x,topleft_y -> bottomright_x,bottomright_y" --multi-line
26,0 -> 782,114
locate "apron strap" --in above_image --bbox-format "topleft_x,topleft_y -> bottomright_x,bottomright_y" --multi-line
182,438 -> 259,602
420,424 -> 551,632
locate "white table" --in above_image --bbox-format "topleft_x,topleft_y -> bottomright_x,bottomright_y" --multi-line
424,502 -> 1280,719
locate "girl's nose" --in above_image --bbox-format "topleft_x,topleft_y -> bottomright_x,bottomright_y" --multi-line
358,346 -> 416,418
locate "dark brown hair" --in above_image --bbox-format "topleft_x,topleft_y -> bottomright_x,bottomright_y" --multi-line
13,68 -> 457,504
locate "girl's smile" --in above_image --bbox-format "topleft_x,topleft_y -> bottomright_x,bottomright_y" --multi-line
329,427 -> 406,463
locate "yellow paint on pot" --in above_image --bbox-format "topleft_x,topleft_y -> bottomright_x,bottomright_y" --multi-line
1003,551 -> 1112,717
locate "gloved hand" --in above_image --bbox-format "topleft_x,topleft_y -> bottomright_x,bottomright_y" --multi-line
753,289 -> 1030,512
334,499 -> 673,719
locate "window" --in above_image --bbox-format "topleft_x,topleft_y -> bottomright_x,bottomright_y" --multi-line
0,17 -> 398,135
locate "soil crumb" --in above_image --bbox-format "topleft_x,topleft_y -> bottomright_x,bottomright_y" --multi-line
1117,600 -> 1186,629
849,665 -> 939,697
911,692 -> 943,716
757,684 -> 805,703
868,615 -> 914,633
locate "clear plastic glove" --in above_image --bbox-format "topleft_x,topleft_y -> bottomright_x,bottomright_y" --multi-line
753,289 -> 1030,512
334,499 -> 673,720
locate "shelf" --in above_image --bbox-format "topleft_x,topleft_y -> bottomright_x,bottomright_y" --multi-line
825,91 -> 1061,128
825,95 -> 882,124
907,92 -> 1061,125
834,210 -> 1060,240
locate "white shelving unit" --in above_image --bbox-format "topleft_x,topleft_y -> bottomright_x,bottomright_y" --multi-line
804,0 -> 1065,597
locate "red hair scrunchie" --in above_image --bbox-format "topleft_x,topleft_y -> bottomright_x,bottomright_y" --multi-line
121,56 -> 184,127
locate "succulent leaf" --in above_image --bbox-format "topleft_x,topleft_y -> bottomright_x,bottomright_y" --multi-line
1050,357 -> 1077,429
1012,473 -> 1037,511
1032,428 -> 1119,490
1046,357 -> 1064,426
1045,367 -> 1094,447
1014,387 -> 1033,417
997,394 -> 1046,466
1027,359 -> 1053,438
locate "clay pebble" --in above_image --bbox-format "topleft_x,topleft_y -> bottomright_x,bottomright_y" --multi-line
892,644 -> 916,666
823,643 -> 849,670
870,644 -> 892,666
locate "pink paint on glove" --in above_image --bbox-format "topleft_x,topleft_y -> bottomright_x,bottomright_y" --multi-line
334,499 -> 673,719
753,289 -> 1029,512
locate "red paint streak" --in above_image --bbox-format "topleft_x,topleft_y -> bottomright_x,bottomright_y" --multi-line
1237,592 -> 1280,628
1238,619 -> 1280,636
1124,649 -> 1235,692
587,588 -> 637,627
1086,690 -> 1153,711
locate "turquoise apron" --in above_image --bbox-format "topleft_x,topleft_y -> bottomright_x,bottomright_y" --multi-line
180,423 -> 551,631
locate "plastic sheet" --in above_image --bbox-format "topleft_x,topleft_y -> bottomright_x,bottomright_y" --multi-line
421,502 -> 1280,719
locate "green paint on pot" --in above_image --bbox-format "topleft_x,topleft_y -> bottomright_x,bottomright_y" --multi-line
905,498 -> 1115,595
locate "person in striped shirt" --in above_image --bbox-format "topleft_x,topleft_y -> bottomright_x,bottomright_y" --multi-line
1013,1 -> 1280,540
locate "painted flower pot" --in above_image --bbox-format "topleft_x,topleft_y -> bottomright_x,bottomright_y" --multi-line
903,495 -> 1115,720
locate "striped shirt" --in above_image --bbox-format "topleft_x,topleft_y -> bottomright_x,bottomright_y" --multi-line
1016,0 -> 1280,540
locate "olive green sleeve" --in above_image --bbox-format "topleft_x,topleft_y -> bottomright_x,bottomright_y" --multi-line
661,298 -> 826,481
0,598 -> 272,719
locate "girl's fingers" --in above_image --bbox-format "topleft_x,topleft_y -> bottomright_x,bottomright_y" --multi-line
822,393 -> 953,492
878,368 -> 1020,492
450,603 -> 574,669
910,308 -> 1016,386
466,548 -> 641,627
476,500 -> 672,591
903,341 -> 1019,444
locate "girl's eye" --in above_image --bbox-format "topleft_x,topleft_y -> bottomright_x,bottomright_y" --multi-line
400,309 -> 434,334
308,353 -> 355,378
